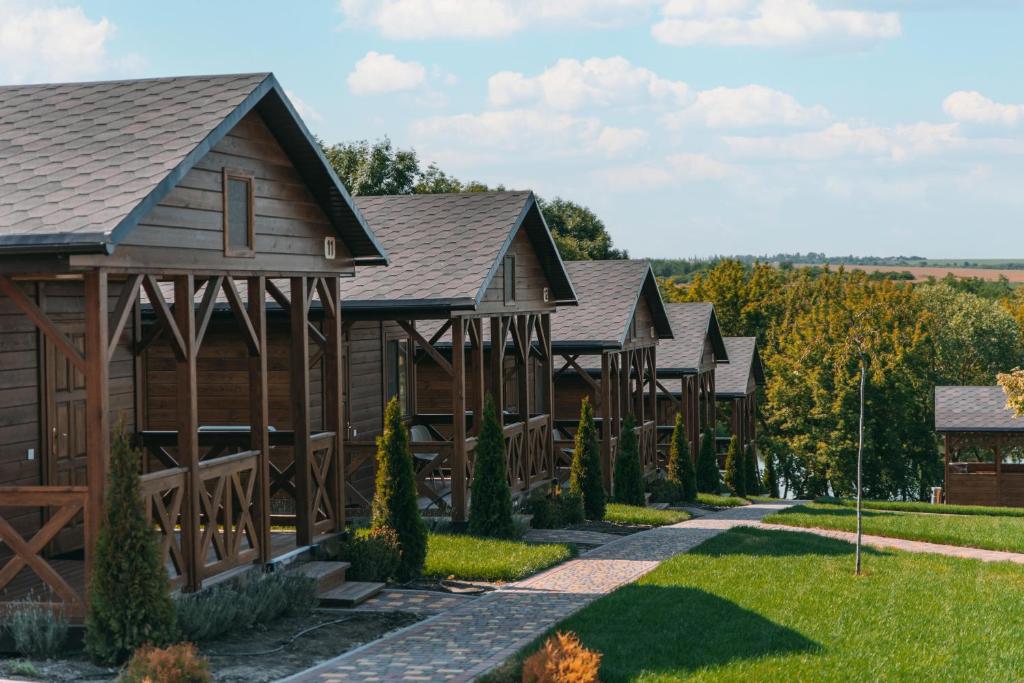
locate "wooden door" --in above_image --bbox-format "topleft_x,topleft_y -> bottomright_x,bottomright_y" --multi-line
42,320 -> 88,553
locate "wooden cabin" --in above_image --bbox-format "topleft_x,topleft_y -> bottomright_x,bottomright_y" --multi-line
0,73 -> 387,617
714,337 -> 764,457
331,192 -> 576,523
935,386 -> 1024,507
550,260 -> 673,492
655,303 -> 727,459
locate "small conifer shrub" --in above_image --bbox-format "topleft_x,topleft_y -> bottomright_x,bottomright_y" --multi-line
522,631 -> 602,683
469,395 -> 517,538
695,429 -> 721,494
569,398 -> 606,521
763,451 -> 780,499
744,443 -> 760,495
118,643 -> 211,683
724,435 -> 746,497
667,412 -> 697,502
612,414 -> 645,506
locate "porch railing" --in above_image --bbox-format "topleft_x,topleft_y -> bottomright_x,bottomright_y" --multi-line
139,467 -> 187,589
197,450 -> 260,580
637,420 -> 657,474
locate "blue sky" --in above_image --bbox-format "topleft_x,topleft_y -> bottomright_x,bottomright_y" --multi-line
2,1 -> 1023,259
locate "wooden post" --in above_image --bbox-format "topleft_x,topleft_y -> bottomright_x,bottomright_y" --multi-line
600,352 -> 613,494
490,317 -> 504,426
470,318 -> 485,436
451,317 -> 467,523
290,277 -> 313,546
541,314 -> 555,481
83,270 -> 109,588
247,277 -> 271,561
324,276 -> 345,531
515,316 -> 530,491
173,275 -> 201,591
943,434 -> 950,503
648,346 -> 657,469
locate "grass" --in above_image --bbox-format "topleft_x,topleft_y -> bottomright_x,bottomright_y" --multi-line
424,533 -> 575,582
765,501 -> 1024,554
816,496 -> 1024,517
490,526 -> 1024,682
605,504 -> 690,526
697,492 -> 750,508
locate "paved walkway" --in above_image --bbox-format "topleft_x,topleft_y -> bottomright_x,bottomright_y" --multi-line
285,501 -> 793,683
354,589 -> 480,615
522,528 -> 623,546
758,523 -> 1024,564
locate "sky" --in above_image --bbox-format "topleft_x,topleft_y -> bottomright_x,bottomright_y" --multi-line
2,1 -> 1023,259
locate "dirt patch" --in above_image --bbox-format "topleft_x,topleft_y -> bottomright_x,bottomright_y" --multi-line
0,610 -> 420,682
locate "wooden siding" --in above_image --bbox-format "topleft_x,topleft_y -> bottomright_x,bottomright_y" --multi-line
479,228 -> 557,313
626,296 -> 656,347
81,111 -> 354,276
553,372 -> 596,423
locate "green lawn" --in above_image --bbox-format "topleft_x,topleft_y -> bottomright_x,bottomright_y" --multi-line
492,527 -> 1024,681
424,533 -> 574,582
765,501 -> 1024,553
605,504 -> 690,526
816,496 -> 1024,517
697,493 -> 750,508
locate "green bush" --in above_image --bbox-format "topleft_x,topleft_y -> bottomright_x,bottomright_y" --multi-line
1,597 -> 69,658
569,397 -> 606,521
119,643 -> 210,683
647,477 -> 684,504
333,527 -> 402,582
372,396 -> 428,581
667,412 -> 697,502
469,395 -> 517,539
613,414 -> 645,506
724,436 -> 746,497
695,429 -> 720,494
525,485 -> 555,529
526,482 -> 585,529
764,452 -> 780,498
175,570 -> 316,643
557,489 -> 585,526
744,444 -> 760,495
85,427 -> 177,665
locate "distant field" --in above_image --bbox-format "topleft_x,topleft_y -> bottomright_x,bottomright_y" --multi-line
794,263 -> 1024,283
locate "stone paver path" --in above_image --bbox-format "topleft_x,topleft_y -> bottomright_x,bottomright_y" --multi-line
354,589 -> 480,615
522,528 -> 622,546
758,523 -> 1024,564
285,501 -> 792,683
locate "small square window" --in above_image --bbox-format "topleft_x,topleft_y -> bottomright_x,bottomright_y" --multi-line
223,169 -> 254,257
503,255 -> 516,304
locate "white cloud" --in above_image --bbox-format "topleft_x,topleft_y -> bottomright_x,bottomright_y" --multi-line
347,51 -> 426,95
591,152 -> 740,191
724,121 -> 963,161
338,0 -> 658,39
666,152 -> 739,180
285,90 -> 322,123
488,57 -> 689,110
0,1 -> 126,83
943,90 -> 1023,127
595,127 -> 649,156
652,0 -> 901,47
664,84 -> 829,128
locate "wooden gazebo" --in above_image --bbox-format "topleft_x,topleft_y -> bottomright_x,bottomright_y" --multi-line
936,385 -> 1024,507
654,303 -> 727,459
334,192 -> 577,524
0,73 -> 386,617
550,260 -> 673,492
714,337 -> 764,456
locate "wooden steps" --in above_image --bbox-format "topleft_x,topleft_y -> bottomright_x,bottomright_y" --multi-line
319,581 -> 385,607
292,560 -> 350,593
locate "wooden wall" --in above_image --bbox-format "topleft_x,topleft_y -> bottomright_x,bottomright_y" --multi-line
345,320 -> 406,438
479,228 -> 558,314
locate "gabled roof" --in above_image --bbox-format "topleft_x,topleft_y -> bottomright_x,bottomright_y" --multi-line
935,386 -> 1024,432
550,259 -> 672,352
341,191 -> 575,315
0,73 -> 386,263
657,303 -> 728,376
715,337 -> 764,398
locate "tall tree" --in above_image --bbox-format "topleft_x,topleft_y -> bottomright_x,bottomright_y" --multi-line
538,197 -> 627,261
667,412 -> 697,502
613,414 -> 645,506
322,137 -> 420,196
570,398 -> 606,520
468,396 -> 516,538
696,429 -> 720,493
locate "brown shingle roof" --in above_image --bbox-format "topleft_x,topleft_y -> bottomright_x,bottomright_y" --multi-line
715,337 -> 764,398
935,386 -> 1024,432
550,259 -> 671,351
0,73 -> 385,262
341,192 -> 574,313
657,303 -> 727,376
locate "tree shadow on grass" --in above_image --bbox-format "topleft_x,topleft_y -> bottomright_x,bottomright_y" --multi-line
558,584 -> 819,682
688,525 -> 893,558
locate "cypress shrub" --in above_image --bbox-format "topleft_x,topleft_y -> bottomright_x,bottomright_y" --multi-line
695,429 -> 720,494
744,444 -> 760,495
469,395 -> 516,538
372,396 -> 427,581
613,414 -> 645,506
569,397 -> 605,521
723,435 -> 745,497
667,412 -> 697,502
763,451 -> 780,499
85,428 -> 177,665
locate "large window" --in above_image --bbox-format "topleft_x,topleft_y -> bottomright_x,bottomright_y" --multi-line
503,254 -> 516,304
223,169 -> 254,257
386,338 -> 410,416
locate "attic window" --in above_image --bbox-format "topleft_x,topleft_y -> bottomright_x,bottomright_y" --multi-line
223,169 -> 255,257
503,255 -> 516,304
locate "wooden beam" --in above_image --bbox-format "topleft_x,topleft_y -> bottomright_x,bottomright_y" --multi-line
398,320 -> 453,376
451,317 -> 467,523
427,319 -> 453,347
656,379 -> 683,410
324,276 -> 345,531
470,318 -> 485,437
193,276 -> 224,351
248,276 -> 271,562
173,275 -> 201,592
221,277 -> 260,355
490,317 -> 505,423
83,270 -> 109,591
316,276 -> 336,321
290,277 -> 313,546
0,275 -> 86,373
563,355 -> 600,396
600,352 -> 613,494
107,274 -> 143,361
142,275 -> 187,361
541,314 -> 555,479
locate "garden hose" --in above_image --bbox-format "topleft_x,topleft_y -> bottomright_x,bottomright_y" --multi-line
203,616 -> 353,657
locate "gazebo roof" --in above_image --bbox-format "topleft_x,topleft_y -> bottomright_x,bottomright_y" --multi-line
935,386 -> 1024,432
